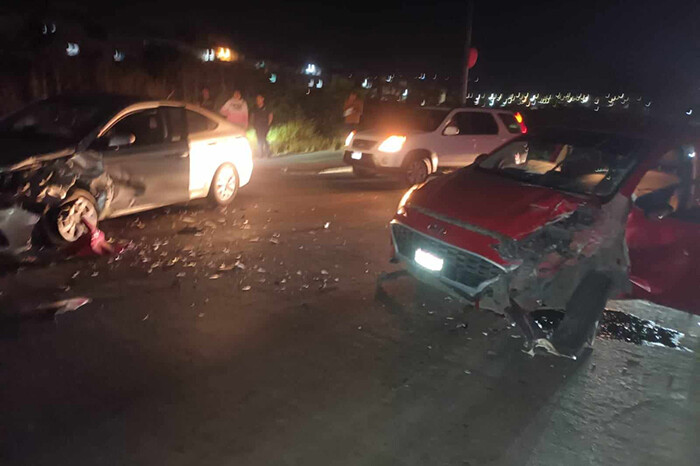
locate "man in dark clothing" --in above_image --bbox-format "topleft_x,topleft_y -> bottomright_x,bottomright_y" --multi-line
199,87 -> 215,111
251,94 -> 273,158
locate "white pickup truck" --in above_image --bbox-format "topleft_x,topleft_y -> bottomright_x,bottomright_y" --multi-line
343,107 -> 526,185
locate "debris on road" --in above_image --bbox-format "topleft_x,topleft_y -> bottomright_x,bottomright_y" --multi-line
178,225 -> 204,236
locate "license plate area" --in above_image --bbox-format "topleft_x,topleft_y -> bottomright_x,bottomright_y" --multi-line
414,248 -> 444,272
351,151 -> 363,160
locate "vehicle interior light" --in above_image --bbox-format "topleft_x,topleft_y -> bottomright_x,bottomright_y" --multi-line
345,130 -> 356,147
378,135 -> 406,153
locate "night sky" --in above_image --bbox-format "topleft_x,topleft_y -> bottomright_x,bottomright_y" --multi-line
6,0 -> 700,100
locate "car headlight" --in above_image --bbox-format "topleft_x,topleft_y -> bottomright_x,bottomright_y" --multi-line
378,135 -> 406,153
344,130 -> 356,147
397,184 -> 420,215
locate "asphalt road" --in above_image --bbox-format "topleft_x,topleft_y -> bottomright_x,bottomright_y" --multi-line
1,154 -> 699,466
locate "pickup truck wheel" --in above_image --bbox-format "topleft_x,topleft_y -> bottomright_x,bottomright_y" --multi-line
42,189 -> 99,245
404,158 -> 430,186
209,163 -> 239,206
353,166 -> 375,178
549,272 -> 612,358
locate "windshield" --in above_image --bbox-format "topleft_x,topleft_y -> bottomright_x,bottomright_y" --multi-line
0,99 -> 115,143
477,132 -> 647,197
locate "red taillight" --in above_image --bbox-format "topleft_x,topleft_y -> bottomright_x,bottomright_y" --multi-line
514,112 -> 527,133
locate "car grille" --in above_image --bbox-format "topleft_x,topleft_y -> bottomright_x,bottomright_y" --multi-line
352,139 -> 375,151
392,223 -> 503,290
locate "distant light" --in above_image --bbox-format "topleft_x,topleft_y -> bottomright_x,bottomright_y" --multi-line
316,79 -> 323,89
686,109 -> 693,116
201,49 -> 215,62
645,101 -> 652,107
216,47 -> 234,62
308,79 -> 314,88
418,73 -> 426,80
66,43 -> 79,56
514,112 -> 523,123
402,89 -> 408,97
361,78 -> 371,89
113,50 -> 124,62
269,73 -> 277,83
255,61 -> 265,69
689,151 -> 696,159
386,74 -> 394,83
304,63 -> 321,76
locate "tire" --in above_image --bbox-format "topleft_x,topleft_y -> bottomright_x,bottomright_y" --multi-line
353,166 -> 375,178
42,189 -> 99,246
550,272 -> 612,357
404,157 -> 430,186
209,163 -> 239,206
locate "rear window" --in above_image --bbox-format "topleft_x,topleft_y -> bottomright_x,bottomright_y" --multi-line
186,110 -> 218,134
498,113 -> 522,134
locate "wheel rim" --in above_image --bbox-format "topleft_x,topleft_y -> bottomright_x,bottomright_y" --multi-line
215,166 -> 237,201
407,160 -> 428,185
57,196 -> 97,242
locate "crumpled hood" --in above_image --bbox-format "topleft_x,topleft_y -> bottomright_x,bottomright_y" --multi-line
408,167 -> 592,240
0,135 -> 75,171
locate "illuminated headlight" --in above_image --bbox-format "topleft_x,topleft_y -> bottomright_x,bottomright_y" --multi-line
378,135 -> 406,153
345,130 -> 356,147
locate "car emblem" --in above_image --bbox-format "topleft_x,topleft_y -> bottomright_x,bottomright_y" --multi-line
427,223 -> 447,236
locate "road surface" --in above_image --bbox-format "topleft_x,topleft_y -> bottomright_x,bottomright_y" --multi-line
1,154 -> 699,466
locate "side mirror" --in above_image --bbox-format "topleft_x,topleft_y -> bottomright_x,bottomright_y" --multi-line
645,203 -> 674,221
474,153 -> 488,165
107,132 -> 136,148
443,125 -> 460,136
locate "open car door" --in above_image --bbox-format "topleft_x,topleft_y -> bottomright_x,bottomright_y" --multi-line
625,144 -> 700,315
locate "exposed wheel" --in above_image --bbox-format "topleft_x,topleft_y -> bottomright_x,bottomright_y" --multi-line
43,189 -> 98,245
209,163 -> 239,206
353,166 -> 375,178
404,157 -> 430,186
549,272 -> 612,358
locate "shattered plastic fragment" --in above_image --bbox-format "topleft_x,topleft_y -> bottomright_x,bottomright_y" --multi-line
241,285 -> 251,291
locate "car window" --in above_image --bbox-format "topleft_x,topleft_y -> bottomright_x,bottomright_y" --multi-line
478,132 -> 645,198
498,113 -> 522,134
186,110 -> 218,134
450,112 -> 499,135
161,107 -> 186,143
108,109 -> 165,147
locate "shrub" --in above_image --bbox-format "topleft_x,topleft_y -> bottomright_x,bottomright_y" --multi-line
248,119 -> 342,156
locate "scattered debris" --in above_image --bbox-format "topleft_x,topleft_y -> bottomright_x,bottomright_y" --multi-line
209,274 -> 221,280
324,222 -> 331,229
241,285 -> 251,291
142,314 -> 149,321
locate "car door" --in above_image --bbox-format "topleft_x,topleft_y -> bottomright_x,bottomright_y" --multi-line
101,106 -> 189,214
626,146 -> 700,314
438,111 -> 502,168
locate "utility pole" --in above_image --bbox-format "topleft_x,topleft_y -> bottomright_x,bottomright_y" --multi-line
460,0 -> 474,105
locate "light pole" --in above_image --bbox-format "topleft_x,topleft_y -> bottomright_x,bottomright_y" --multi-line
460,0 -> 474,105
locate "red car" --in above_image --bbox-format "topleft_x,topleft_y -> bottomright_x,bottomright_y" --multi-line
389,125 -> 699,357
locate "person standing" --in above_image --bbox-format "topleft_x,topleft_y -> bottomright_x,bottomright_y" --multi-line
199,87 -> 215,111
219,90 -> 248,129
251,94 -> 273,158
343,91 -> 363,131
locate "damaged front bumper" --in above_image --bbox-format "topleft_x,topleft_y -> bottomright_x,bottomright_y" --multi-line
389,221 -> 511,306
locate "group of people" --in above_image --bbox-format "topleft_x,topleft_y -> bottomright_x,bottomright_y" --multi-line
199,88 -> 273,158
